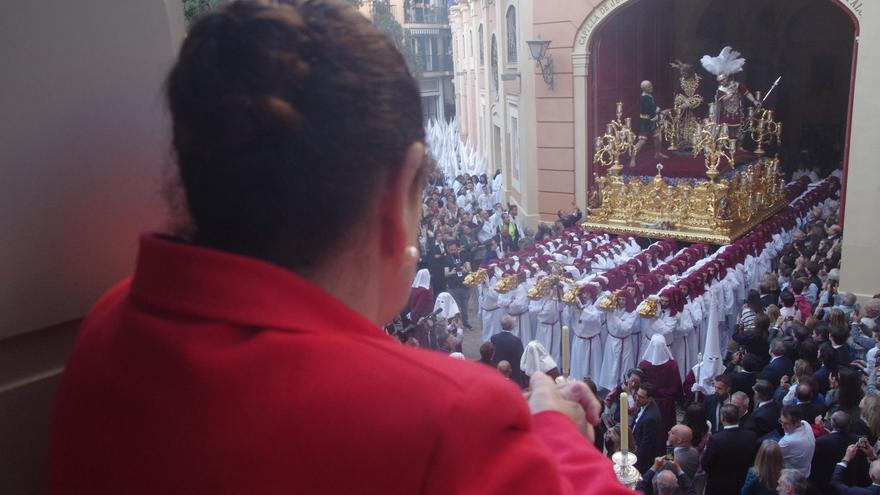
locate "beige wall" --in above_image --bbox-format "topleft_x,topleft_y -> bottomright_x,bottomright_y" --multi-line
839,3 -> 880,300
0,1 -> 184,491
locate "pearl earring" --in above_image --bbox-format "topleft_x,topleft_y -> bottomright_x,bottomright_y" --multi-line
404,245 -> 419,264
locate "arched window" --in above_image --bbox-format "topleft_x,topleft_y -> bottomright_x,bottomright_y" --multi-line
479,24 -> 484,66
506,6 -> 517,64
491,34 -> 498,93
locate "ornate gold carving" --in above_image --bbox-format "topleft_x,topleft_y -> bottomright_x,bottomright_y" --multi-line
598,290 -> 621,311
463,268 -> 488,288
638,298 -> 659,317
527,274 -> 576,301
585,156 -> 786,245
594,102 -> 637,176
745,108 -> 783,156
661,74 -> 703,150
495,273 -> 520,293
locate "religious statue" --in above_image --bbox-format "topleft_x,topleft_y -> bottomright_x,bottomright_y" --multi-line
700,46 -> 760,150
629,80 -> 668,168
667,61 -> 703,150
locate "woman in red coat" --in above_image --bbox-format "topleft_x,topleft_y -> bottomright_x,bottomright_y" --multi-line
48,3 -> 633,494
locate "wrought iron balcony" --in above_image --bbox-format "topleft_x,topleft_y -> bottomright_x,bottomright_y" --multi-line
405,5 -> 449,25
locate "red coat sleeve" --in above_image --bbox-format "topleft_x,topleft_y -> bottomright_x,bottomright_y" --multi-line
422,376 -> 635,495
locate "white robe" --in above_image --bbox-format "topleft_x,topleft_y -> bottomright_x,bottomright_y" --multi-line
505,285 -> 531,344
675,301 -> 702,380
570,299 -> 605,382
597,304 -> 638,391
535,296 -> 562,365
480,281 -> 503,342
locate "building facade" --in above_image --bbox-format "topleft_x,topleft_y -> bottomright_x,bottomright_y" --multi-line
362,0 -> 456,121
449,0 -> 880,301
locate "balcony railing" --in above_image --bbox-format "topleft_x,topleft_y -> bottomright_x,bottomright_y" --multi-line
405,5 -> 449,25
419,54 -> 454,73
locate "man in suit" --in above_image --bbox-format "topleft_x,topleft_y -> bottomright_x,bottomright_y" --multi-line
794,382 -> 826,425
636,457 -> 696,495
759,339 -> 794,388
633,382 -> 664,474
731,391 -> 754,431
702,404 -> 757,495
812,411 -> 870,492
703,374 -> 731,433
668,424 -> 699,480
832,446 -> 880,495
726,353 -> 760,404
491,315 -> 525,386
751,379 -> 782,440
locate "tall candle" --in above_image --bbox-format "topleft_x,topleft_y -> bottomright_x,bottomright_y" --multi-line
562,325 -> 570,377
607,123 -> 613,135
620,392 -> 629,453
625,117 -> 631,129
616,101 -> 623,115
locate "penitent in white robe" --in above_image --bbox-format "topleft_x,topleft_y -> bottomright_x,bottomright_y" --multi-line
480,281 -> 503,342
673,302 -> 700,380
597,303 -> 638,392
535,296 -> 563,365
570,299 -> 605,382
504,285 -> 531,345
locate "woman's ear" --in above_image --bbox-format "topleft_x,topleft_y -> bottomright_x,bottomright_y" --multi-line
378,143 -> 425,260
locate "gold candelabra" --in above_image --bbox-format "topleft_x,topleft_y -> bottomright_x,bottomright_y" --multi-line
594,102 -> 637,176
693,117 -> 737,182
746,106 -> 782,156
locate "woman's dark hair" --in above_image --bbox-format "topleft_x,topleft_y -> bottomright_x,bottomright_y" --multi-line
818,343 -> 839,369
746,289 -> 764,314
780,291 -> 795,308
836,367 -> 864,410
683,403 -> 708,447
753,313 -> 771,339
798,339 -> 819,370
167,0 -> 424,269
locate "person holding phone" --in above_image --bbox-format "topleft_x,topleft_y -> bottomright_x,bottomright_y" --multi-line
635,457 -> 695,495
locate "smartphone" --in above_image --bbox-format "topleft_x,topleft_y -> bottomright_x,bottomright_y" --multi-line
665,445 -> 675,461
859,436 -> 870,450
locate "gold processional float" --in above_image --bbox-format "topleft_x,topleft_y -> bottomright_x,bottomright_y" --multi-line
584,102 -> 785,245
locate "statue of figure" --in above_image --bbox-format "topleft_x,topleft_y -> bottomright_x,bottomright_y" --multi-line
700,46 -> 760,149
669,61 -> 703,150
629,80 -> 668,168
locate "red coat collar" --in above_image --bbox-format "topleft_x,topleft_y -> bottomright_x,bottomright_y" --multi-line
130,234 -> 387,339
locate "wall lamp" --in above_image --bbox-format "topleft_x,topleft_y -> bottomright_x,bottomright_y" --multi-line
526,39 -> 554,89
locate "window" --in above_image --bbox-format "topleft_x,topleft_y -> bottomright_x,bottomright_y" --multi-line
508,102 -> 520,186
479,25 -> 484,66
490,34 -> 498,94
422,95 -> 439,122
506,7 -> 517,64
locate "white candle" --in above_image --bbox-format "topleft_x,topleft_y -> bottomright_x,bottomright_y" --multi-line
562,325 -> 570,377
620,392 -> 629,453
607,123 -> 613,135
616,101 -> 623,115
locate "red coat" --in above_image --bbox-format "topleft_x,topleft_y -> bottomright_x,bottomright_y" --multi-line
48,235 -> 634,495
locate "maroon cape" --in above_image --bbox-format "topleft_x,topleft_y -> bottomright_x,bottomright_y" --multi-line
638,359 -> 683,435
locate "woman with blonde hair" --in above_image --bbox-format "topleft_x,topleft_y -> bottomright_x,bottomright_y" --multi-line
741,440 -> 783,495
861,395 -> 880,449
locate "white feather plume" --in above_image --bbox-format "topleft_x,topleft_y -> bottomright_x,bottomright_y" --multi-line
700,46 -> 746,77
